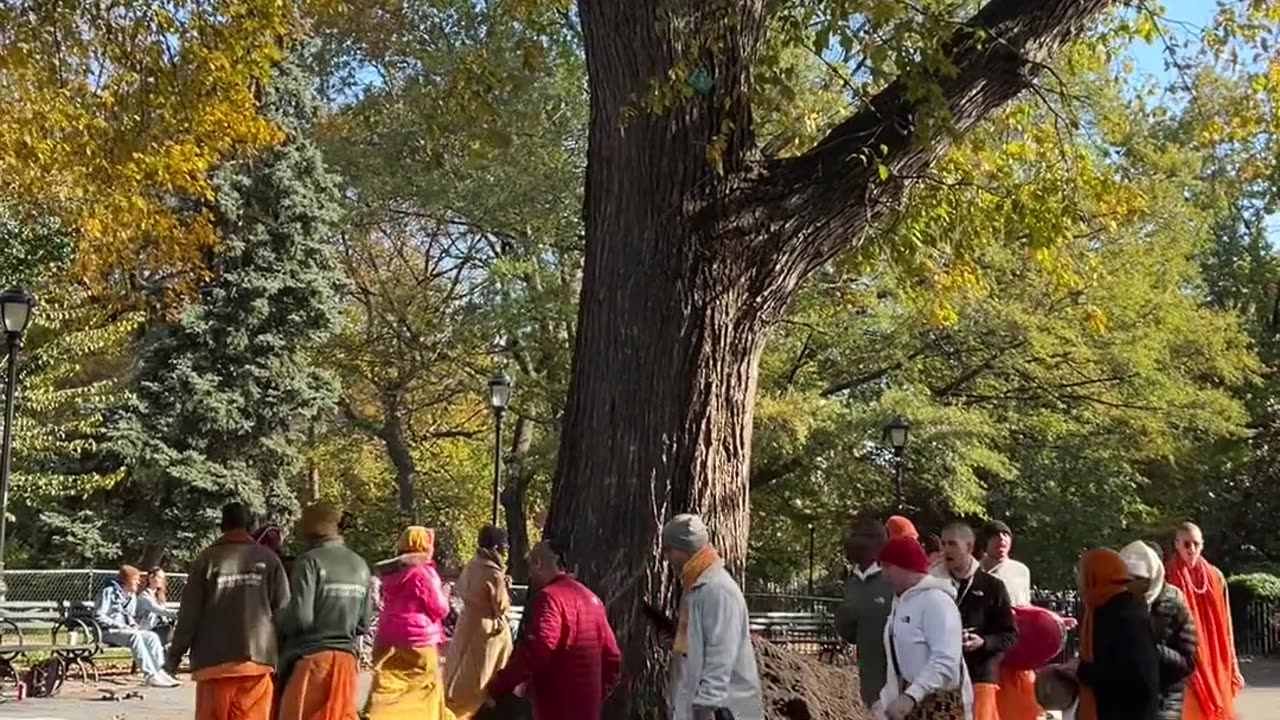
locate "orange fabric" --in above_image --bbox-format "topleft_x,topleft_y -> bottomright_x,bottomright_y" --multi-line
1168,555 -> 1240,720
996,667 -> 1041,720
194,661 -> 274,720
397,526 -> 434,556
973,682 -> 999,720
1076,549 -> 1133,720
885,516 -> 918,540
674,545 -> 720,654
278,651 -> 359,720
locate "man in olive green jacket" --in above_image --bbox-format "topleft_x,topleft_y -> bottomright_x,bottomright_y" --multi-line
166,502 -> 290,720
276,501 -> 372,719
834,517 -> 893,708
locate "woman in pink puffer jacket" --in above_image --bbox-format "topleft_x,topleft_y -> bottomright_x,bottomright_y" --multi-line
364,526 -> 452,719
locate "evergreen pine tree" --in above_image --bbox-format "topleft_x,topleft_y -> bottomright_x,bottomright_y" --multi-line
109,54 -> 344,557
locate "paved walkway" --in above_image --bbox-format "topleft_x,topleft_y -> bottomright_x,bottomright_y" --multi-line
0,661 -> 1277,719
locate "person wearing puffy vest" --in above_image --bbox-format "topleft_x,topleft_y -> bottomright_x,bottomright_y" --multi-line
363,526 -> 452,719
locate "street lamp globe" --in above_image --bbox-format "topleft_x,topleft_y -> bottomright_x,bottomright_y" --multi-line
0,288 -> 33,337
488,371 -> 512,413
884,416 -> 910,454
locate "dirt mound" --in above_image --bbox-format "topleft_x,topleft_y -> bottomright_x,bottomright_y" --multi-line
754,637 -> 874,720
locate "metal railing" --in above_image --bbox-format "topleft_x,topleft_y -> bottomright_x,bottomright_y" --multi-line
0,569 -> 189,604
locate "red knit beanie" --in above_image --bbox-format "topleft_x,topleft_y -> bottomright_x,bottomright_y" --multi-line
879,536 -> 929,573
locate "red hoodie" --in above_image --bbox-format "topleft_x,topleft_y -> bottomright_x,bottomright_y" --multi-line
487,574 -> 621,720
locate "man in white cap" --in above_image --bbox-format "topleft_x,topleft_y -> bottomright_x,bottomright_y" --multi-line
661,513 -> 764,720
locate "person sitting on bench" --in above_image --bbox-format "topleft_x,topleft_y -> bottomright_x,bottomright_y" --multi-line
94,565 -> 180,688
135,566 -> 178,645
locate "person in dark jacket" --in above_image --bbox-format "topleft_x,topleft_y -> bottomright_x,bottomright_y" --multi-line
833,517 -> 893,708
276,501 -> 373,720
167,502 -> 290,720
933,523 -> 1018,720
1121,540 -> 1197,720
1074,548 -> 1160,720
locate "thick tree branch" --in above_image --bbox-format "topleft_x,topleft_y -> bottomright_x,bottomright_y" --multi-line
744,0 -> 1117,300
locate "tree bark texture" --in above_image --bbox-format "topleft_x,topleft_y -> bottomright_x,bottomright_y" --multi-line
547,1 -> 1116,716
378,390 -> 417,521
502,415 -> 535,583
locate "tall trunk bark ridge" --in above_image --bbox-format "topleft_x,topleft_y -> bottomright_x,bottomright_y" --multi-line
548,1 -> 1117,716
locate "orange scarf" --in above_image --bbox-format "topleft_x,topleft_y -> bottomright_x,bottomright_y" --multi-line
673,545 -> 720,654
1077,549 -> 1132,720
1167,554 -> 1241,719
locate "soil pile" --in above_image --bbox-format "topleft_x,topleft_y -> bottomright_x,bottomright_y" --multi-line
754,637 -> 874,720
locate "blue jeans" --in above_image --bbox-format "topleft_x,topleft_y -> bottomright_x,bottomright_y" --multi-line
102,628 -> 164,678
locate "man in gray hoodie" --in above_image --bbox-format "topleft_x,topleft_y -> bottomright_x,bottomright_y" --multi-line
662,514 -> 764,720
834,517 -> 893,708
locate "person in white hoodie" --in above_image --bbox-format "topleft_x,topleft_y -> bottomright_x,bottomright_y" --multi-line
876,536 -> 972,720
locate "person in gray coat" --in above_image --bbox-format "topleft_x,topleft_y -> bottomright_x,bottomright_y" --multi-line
662,514 -> 764,720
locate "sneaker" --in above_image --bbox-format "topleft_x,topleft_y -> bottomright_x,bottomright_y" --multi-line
146,672 -> 181,688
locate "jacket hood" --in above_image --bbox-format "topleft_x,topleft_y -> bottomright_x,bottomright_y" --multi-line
901,574 -> 958,600
1119,540 -> 1164,607
379,558 -> 432,593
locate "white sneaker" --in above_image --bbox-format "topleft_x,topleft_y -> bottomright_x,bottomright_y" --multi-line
146,672 -> 181,688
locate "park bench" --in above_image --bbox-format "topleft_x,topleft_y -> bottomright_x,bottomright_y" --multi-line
0,600 -> 107,694
750,611 -> 848,663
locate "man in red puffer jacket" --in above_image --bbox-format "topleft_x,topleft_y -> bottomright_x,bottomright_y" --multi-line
484,539 -> 621,720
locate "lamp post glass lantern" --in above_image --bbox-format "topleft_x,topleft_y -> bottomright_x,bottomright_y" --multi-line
0,287 -> 33,602
883,416 -> 910,512
488,372 -> 512,525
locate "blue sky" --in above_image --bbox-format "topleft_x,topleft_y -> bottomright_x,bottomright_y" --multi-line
1128,0 -> 1219,78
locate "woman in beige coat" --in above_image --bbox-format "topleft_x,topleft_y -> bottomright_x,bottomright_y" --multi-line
444,526 -> 514,718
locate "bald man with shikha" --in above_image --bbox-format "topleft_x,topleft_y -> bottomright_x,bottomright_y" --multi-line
932,523 -> 1018,720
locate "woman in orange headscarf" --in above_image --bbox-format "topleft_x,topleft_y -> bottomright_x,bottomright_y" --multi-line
1074,548 -> 1160,720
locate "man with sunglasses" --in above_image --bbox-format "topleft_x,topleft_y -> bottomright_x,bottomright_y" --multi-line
1166,522 -> 1243,720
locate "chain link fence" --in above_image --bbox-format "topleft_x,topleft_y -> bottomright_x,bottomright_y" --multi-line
0,569 -> 188,604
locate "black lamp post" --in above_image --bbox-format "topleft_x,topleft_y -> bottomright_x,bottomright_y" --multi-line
0,288 -> 33,602
807,521 -> 816,596
487,371 -> 512,525
884,416 -> 910,511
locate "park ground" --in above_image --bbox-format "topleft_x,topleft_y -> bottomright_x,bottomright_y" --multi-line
0,664 -> 1276,720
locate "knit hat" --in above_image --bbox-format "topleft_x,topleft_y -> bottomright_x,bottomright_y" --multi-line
397,526 -> 434,556
299,501 -> 342,539
983,520 -> 1013,538
885,515 -> 919,540
661,514 -> 710,554
879,536 -> 929,573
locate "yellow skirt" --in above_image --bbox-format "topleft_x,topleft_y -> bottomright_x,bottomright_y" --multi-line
363,645 -> 455,720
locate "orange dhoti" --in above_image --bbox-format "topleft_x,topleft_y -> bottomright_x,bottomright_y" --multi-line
1183,690 -> 1236,720
277,650 -> 360,720
972,682 -> 999,720
996,666 -> 1042,720
194,661 -> 274,720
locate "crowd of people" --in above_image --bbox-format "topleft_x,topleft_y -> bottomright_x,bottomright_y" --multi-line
836,515 -> 1244,720
87,503 -> 1249,720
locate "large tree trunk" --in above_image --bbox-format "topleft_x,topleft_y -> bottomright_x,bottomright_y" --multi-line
547,0 -> 1115,716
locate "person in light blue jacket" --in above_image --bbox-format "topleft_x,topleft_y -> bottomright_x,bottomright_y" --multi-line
662,514 -> 764,720
94,566 -> 179,687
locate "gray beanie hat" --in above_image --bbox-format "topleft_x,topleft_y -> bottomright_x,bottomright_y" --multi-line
662,514 -> 709,553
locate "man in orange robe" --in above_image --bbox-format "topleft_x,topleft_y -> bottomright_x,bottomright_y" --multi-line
1167,522 -> 1243,720
167,503 -> 291,720
276,502 -> 372,720
978,520 -> 1046,720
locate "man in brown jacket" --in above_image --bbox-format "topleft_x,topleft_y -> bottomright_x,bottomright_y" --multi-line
166,503 -> 291,720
